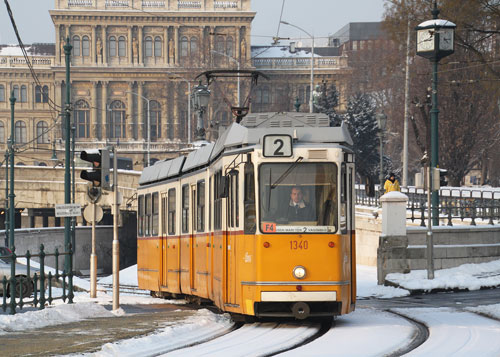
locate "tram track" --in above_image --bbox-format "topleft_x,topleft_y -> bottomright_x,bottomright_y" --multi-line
385,310 -> 430,357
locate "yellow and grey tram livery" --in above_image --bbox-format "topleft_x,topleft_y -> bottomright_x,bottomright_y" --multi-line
137,112 -> 356,319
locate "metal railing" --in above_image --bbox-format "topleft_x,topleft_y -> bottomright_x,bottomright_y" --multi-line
355,185 -> 500,226
1,244 -> 74,315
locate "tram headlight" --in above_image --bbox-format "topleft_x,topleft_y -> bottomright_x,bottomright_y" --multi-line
293,266 -> 307,280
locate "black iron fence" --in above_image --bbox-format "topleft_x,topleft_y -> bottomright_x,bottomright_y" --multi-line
355,185 -> 500,226
0,244 -> 74,315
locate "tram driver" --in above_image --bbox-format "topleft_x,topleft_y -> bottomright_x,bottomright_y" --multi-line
283,186 -> 314,222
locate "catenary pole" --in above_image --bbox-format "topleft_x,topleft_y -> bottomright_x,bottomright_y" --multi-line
64,37 -> 73,273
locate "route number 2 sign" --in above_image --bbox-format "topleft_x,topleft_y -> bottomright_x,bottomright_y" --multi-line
263,135 -> 293,157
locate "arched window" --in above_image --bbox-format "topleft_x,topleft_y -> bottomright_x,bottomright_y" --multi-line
72,35 -> 81,56
226,36 -> 233,57
12,85 -> 19,101
108,100 -> 126,139
118,36 -> 126,57
154,36 -> 162,57
0,85 -> 5,102
14,120 -> 27,144
180,36 -> 188,57
82,35 -> 90,56
150,100 -> 161,141
145,36 -> 153,57
20,85 -> 27,103
42,85 -> 49,103
0,122 -> 4,143
190,36 -> 198,57
36,121 -> 49,144
35,85 -> 42,103
75,99 -> 90,138
216,35 -> 225,54
109,36 -> 117,57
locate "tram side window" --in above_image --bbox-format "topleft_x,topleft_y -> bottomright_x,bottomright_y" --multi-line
182,184 -> 189,233
145,193 -> 151,236
209,177 -> 212,231
168,188 -> 176,235
138,194 -> 144,236
244,162 -> 256,234
152,192 -> 159,236
197,180 -> 205,232
229,172 -> 239,228
161,193 -> 167,236
340,163 -> 347,233
214,171 -> 222,230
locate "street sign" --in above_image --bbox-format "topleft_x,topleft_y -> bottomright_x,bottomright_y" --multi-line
55,203 -> 82,217
83,204 -> 103,223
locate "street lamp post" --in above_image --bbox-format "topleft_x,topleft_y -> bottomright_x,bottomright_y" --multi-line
191,82 -> 211,141
126,91 -> 150,166
416,1 -> 456,225
280,20 -> 314,113
211,50 -> 240,107
377,112 -> 387,195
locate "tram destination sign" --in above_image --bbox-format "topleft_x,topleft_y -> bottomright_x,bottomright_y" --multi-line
55,203 -> 82,217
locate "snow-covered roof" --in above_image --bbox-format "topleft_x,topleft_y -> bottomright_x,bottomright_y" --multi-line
0,44 -> 55,56
251,46 -> 321,58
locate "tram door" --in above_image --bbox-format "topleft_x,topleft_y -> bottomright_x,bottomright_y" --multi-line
225,170 -> 239,305
190,184 -> 197,292
161,192 -> 168,288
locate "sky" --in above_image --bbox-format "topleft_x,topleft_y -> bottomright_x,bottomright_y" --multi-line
0,0 -> 386,46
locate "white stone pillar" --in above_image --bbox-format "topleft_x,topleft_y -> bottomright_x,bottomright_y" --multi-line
381,191 -> 408,236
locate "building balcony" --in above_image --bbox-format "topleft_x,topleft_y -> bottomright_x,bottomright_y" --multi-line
252,56 -> 348,70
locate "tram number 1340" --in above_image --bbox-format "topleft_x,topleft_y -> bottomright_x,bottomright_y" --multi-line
290,240 -> 309,250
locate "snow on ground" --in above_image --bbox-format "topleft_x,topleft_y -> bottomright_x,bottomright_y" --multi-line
90,309 -> 233,357
279,309 -> 416,357
394,307 -> 500,357
356,265 -> 409,299
467,303 -> 500,320
386,259 -> 500,291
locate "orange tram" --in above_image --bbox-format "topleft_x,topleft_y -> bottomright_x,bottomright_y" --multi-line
137,112 -> 356,320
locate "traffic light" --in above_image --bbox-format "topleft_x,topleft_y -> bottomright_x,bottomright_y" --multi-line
80,149 -> 111,190
439,169 -> 448,187
432,168 -> 448,189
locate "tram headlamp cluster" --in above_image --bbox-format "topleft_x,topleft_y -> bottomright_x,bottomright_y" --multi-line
293,266 -> 307,280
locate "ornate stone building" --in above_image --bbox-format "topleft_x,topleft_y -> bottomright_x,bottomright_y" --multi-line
0,0 -> 350,170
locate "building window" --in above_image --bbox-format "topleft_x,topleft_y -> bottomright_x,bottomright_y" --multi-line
150,100 -> 161,141
108,100 -> 126,139
154,36 -> 162,57
82,35 -> 90,56
20,85 -> 27,103
35,85 -> 49,103
226,36 -> 233,57
75,99 -> 90,138
145,36 -> 153,57
109,36 -> 117,57
35,85 -> 42,103
73,35 -> 81,56
12,85 -> 19,101
180,36 -> 188,57
36,121 -> 49,144
42,85 -> 49,103
0,122 -> 4,143
216,35 -> 224,54
15,120 -> 27,144
261,86 -> 270,104
118,36 -> 126,57
0,85 -> 5,102
190,36 -> 198,57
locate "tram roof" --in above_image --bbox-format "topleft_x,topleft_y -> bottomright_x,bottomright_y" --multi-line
139,112 -> 353,186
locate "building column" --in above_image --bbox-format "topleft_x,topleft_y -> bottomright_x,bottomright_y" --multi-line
91,25 -> 97,65
174,26 -> 179,65
173,82 -> 179,139
91,82 -> 98,138
55,25 -> 61,66
127,82 -> 134,139
102,26 -> 108,66
101,81 -> 108,139
200,27 -> 205,65
138,82 -> 145,139
138,26 -> 144,66
164,27 -> 169,65
128,26 -> 133,65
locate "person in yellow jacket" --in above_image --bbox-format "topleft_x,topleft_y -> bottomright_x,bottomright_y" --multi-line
384,172 -> 400,192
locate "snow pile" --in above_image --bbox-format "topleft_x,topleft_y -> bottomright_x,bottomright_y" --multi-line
386,259 -> 500,291
467,303 -> 500,320
93,309 -> 233,357
98,265 -> 138,286
0,302 -> 112,334
356,265 -> 409,299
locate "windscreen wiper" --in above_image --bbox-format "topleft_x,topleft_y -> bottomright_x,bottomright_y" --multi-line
270,156 -> 303,189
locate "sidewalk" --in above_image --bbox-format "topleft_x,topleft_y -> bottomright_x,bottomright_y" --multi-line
0,304 -> 196,356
